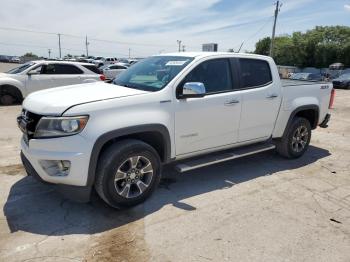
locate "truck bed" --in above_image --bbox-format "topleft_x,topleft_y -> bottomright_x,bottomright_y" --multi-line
281,79 -> 328,87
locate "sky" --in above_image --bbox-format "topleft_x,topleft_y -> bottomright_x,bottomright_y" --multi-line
0,0 -> 349,58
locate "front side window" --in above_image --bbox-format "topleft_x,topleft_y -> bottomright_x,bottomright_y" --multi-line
239,59 -> 272,88
113,56 -> 193,91
180,58 -> 233,94
42,64 -> 83,74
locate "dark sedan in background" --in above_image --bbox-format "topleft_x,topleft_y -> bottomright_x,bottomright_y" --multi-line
332,73 -> 350,89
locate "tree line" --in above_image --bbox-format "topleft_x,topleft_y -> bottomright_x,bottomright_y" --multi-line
254,26 -> 350,68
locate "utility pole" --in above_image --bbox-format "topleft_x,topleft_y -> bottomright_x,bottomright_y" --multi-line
182,45 -> 186,52
85,35 -> 89,57
269,1 -> 281,58
48,49 -> 51,59
177,40 -> 182,52
58,33 -> 62,59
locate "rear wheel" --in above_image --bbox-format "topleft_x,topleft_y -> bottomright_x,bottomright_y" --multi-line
276,117 -> 311,158
94,139 -> 161,209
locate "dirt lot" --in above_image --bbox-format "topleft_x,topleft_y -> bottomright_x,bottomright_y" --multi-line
0,63 -> 350,261
0,62 -> 20,73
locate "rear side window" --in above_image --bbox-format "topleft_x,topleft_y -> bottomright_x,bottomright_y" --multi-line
83,65 -> 101,74
239,59 -> 272,88
42,64 -> 83,74
181,58 -> 233,94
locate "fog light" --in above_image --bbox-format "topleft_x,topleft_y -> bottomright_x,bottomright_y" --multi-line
39,160 -> 71,177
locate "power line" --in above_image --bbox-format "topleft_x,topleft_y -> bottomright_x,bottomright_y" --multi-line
0,26 -> 175,48
0,41 -> 129,57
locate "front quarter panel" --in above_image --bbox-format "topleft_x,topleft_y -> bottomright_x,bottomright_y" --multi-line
0,75 -> 26,97
64,89 -> 175,158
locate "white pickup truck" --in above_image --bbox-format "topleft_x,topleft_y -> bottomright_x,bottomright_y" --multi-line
17,52 -> 334,208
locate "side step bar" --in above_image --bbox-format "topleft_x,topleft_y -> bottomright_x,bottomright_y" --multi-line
175,143 -> 276,173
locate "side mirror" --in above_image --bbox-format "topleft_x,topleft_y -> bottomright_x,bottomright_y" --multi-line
27,70 -> 39,75
181,82 -> 206,98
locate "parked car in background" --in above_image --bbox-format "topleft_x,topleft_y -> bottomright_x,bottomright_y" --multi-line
92,57 -> 105,67
102,63 -> 129,80
0,61 -> 105,105
128,59 -> 139,65
290,72 -> 323,81
0,55 -> 11,63
10,57 -> 21,63
92,57 -> 117,67
18,52 -> 333,208
332,73 -> 350,89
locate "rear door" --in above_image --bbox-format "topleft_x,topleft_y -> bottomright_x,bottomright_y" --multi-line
236,58 -> 282,142
175,58 -> 242,155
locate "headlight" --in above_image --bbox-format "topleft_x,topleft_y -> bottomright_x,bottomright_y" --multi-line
34,116 -> 89,138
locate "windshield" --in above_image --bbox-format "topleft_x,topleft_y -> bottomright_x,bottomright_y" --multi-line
338,73 -> 350,80
6,62 -> 35,74
95,57 -> 103,60
113,56 -> 193,91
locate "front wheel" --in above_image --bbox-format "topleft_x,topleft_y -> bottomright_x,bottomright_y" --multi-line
276,117 -> 311,158
94,139 -> 161,208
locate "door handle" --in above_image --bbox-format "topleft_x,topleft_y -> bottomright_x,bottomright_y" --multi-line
266,94 -> 278,99
224,99 -> 240,106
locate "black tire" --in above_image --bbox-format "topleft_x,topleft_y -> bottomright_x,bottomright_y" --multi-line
276,117 -> 311,159
0,85 -> 23,105
94,139 -> 161,209
0,93 -> 16,105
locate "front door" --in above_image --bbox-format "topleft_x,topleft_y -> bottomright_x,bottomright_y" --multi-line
175,58 -> 242,156
25,64 -> 56,93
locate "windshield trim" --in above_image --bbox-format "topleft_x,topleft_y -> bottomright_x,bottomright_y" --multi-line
6,62 -> 36,74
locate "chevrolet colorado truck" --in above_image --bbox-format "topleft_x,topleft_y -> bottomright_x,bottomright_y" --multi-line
17,52 -> 334,208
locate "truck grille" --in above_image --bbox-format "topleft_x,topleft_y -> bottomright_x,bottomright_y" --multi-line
17,109 -> 43,141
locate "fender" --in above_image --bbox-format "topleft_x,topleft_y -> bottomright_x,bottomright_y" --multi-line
86,124 -> 171,187
0,76 -> 26,98
281,105 -> 319,138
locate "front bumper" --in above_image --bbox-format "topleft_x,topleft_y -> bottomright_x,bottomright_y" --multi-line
21,151 -> 91,202
20,134 -> 94,202
20,135 -> 92,186
319,113 -> 331,128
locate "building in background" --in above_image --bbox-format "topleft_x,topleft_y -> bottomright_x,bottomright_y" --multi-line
202,43 -> 218,52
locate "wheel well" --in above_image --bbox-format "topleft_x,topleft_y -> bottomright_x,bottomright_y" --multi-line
295,109 -> 318,129
99,131 -> 167,163
0,85 -> 23,103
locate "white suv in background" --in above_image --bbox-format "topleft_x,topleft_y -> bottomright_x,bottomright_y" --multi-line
0,61 -> 105,105
102,63 -> 129,80
92,57 -> 117,67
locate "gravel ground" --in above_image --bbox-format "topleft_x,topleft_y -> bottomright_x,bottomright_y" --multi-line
0,64 -> 349,262
0,62 -> 21,73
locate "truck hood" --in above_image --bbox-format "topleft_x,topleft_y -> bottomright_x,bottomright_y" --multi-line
23,82 -> 149,115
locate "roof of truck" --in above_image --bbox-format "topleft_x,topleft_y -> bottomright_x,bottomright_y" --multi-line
156,52 -> 272,60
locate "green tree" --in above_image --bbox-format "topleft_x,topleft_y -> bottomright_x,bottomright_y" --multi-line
23,52 -> 38,58
254,26 -> 350,68
255,37 -> 271,56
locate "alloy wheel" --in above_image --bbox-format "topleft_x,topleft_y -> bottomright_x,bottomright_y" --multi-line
114,156 -> 154,198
